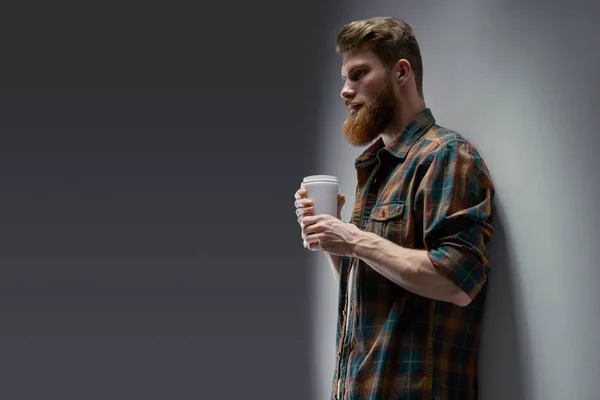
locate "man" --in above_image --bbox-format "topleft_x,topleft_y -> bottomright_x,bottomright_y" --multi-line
294,17 -> 495,399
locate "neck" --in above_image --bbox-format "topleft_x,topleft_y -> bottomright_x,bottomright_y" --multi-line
380,95 -> 427,146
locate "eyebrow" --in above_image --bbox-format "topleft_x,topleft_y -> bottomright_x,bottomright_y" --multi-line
341,63 -> 369,80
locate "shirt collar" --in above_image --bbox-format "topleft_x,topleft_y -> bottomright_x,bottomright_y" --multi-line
355,108 -> 436,168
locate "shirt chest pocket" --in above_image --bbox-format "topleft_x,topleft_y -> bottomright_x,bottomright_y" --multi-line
367,201 -> 406,245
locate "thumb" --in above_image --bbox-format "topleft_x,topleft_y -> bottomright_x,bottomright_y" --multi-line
337,194 -> 346,215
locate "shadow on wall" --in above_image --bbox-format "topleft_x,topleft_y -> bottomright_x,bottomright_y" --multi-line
478,195 -> 528,400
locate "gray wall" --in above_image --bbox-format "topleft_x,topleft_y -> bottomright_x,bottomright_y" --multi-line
0,3 -> 335,400
313,1 -> 600,399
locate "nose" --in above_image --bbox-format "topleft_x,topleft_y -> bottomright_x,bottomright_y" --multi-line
340,82 -> 356,100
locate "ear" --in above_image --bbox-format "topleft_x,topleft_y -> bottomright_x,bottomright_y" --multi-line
394,59 -> 411,86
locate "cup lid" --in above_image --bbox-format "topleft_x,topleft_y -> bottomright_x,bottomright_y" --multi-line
302,175 -> 339,184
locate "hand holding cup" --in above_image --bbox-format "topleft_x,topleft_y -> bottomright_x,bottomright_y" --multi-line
294,175 -> 345,250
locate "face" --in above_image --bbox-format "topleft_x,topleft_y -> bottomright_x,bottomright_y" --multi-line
340,46 -> 397,147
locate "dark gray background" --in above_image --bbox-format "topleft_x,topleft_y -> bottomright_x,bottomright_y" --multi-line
0,3 -> 335,399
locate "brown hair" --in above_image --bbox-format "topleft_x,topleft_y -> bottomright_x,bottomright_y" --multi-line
336,17 -> 424,96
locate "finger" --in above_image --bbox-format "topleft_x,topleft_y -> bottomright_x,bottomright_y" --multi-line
296,207 -> 314,220
294,188 -> 308,200
296,206 -> 314,217
299,213 -> 319,229
307,235 -> 323,251
294,198 -> 313,208
300,215 -> 319,228
298,213 -> 314,225
303,223 -> 324,238
303,239 -> 317,249
302,225 -> 325,242
306,213 -> 327,224
303,239 -> 321,251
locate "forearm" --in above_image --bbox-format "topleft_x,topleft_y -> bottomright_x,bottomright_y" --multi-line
324,252 -> 341,283
351,231 -> 470,306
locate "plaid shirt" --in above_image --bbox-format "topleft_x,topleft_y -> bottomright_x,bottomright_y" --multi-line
331,108 -> 495,400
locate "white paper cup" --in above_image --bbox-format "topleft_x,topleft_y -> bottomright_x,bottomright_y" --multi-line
301,175 -> 339,217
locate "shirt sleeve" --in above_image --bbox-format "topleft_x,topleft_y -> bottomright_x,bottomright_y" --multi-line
415,140 -> 495,300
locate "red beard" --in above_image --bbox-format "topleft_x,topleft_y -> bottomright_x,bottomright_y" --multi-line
342,83 -> 396,147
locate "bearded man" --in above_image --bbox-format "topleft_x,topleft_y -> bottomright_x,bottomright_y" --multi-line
294,17 -> 496,400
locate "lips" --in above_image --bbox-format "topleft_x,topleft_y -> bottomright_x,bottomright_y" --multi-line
348,103 -> 362,115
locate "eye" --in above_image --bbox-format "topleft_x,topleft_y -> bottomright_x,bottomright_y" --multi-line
350,69 -> 366,81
